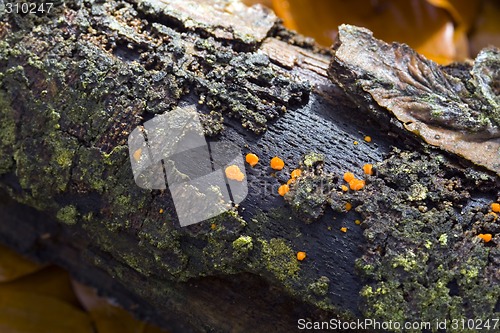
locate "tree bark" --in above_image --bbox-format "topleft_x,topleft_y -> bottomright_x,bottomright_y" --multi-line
0,1 -> 498,332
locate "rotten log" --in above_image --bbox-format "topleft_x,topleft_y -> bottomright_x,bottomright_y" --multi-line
0,1 -> 499,332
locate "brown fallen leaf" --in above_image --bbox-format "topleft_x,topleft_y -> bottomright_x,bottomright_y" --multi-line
329,24 -> 500,175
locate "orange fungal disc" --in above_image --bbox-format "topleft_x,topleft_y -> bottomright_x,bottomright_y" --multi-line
290,169 -> 302,178
245,153 -> 259,167
278,184 -> 290,196
349,178 -> 365,191
270,157 -> 285,170
363,163 -> 373,175
343,172 -> 355,183
478,233 -> 492,243
225,165 -> 245,181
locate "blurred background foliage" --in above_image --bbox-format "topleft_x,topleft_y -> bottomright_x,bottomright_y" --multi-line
244,0 -> 500,64
0,244 -> 169,333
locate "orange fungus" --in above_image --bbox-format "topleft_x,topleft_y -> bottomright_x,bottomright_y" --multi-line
491,203 -> 500,213
245,153 -> 259,167
364,136 -> 372,143
278,184 -> 290,196
133,148 -> 142,162
291,169 -> 302,178
340,227 -> 347,233
349,179 -> 365,191
225,165 -> 245,181
297,251 -> 306,261
341,185 -> 349,192
345,202 -> 352,211
343,172 -> 355,183
270,156 -> 285,170
478,234 -> 492,243
363,164 -> 373,175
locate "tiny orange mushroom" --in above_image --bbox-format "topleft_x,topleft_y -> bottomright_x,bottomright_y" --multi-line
278,184 -> 290,196
225,165 -> 245,181
133,148 -> 142,162
340,227 -> 347,233
343,172 -> 355,183
491,203 -> 500,213
270,156 -> 285,170
363,163 -> 373,176
349,179 -> 365,191
159,208 -> 164,214
245,153 -> 259,167
364,136 -> 372,143
345,202 -> 352,211
290,169 -> 302,179
478,233 -> 492,243
287,178 -> 295,185
341,185 -> 349,192
296,251 -> 306,261
354,219 -> 361,225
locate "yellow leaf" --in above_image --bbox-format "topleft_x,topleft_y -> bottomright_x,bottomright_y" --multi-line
271,0 -> 489,64
0,266 -> 81,308
0,244 -> 43,283
72,281 -> 169,333
0,290 -> 93,333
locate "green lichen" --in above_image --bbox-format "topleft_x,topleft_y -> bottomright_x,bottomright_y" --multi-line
56,205 -> 78,225
308,276 -> 330,296
0,91 -> 15,175
302,152 -> 324,168
260,238 -> 300,282
232,235 -> 253,255
355,150 -> 500,331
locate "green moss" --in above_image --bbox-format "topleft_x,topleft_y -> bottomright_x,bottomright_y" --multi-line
260,238 -> 300,282
56,205 -> 78,225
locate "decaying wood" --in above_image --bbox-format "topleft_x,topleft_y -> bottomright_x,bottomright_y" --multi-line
0,1 -> 498,332
329,24 -> 500,176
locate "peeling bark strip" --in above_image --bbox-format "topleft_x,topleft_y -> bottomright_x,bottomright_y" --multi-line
132,0 -> 277,44
329,24 -> 500,176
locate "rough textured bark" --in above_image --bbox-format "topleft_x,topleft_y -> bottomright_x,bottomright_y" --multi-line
0,1 -> 498,332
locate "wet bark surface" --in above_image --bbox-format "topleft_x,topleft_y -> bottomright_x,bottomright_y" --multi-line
0,1 -> 498,332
